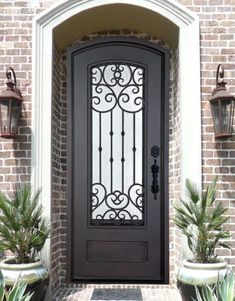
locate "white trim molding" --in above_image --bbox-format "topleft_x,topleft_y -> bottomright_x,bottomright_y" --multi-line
31,0 -> 201,271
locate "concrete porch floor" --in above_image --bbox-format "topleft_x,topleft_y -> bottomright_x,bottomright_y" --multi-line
53,287 -> 182,301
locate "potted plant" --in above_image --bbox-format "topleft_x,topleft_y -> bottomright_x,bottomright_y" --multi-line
174,177 -> 231,301
194,270 -> 235,301
0,184 -> 50,301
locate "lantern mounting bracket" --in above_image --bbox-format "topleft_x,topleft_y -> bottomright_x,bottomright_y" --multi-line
216,64 -> 225,86
5,67 -> 21,97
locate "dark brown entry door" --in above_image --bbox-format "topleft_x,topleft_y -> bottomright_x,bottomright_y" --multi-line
68,38 -> 169,282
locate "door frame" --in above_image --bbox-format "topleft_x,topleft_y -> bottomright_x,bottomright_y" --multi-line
67,37 -> 169,283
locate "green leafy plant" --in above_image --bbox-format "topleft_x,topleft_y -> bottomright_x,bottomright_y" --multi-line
194,271 -> 235,301
0,270 -> 33,301
174,177 -> 230,263
0,183 -> 50,263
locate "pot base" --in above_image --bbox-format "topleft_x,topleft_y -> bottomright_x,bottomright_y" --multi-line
177,260 -> 228,301
0,259 -> 49,301
177,279 -> 201,301
27,277 -> 49,301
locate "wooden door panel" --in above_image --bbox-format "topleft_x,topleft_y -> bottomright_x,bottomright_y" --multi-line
87,241 -> 148,263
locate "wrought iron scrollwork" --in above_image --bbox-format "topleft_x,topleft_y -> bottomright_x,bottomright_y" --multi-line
151,146 -> 160,200
91,183 -> 143,225
91,63 -> 144,113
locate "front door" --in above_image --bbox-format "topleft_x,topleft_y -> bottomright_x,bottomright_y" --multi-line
68,38 -> 169,282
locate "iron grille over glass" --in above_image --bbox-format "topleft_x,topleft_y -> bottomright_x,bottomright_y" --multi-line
90,63 -> 145,225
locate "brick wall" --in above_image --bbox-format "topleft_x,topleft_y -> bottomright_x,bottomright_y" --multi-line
0,0 -> 60,190
179,0 -> 235,265
51,44 -> 66,292
169,48 -> 182,282
0,0 -> 235,295
0,0 -> 37,191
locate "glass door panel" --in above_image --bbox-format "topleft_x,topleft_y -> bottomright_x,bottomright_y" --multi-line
91,63 -> 144,225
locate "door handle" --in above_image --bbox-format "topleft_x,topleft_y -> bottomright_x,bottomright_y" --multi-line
151,146 -> 160,200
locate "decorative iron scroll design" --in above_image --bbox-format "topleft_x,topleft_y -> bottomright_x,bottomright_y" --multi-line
90,62 -> 145,225
91,183 -> 144,225
91,63 -> 144,113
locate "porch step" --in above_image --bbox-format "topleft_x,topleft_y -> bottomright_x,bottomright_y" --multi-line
53,287 -> 182,301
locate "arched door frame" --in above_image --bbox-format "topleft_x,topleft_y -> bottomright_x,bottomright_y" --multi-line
31,0 -> 201,269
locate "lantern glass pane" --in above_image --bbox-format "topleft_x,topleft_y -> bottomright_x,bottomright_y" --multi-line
0,100 -> 9,134
11,100 -> 21,134
221,100 -> 233,133
211,101 -> 220,135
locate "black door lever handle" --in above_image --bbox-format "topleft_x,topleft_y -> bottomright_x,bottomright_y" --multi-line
151,146 -> 160,200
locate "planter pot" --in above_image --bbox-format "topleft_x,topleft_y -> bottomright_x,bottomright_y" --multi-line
0,258 -> 49,301
177,260 -> 228,301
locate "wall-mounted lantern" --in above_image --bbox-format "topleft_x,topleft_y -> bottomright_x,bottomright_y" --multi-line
0,67 -> 23,138
209,64 -> 235,138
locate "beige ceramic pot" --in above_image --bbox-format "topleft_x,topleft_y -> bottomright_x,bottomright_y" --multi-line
0,258 -> 49,301
177,260 -> 228,301
0,258 -> 48,285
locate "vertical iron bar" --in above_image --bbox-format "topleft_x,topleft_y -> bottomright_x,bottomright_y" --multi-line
133,113 -> 136,184
99,112 -> 102,183
110,110 -> 113,192
121,110 -> 125,193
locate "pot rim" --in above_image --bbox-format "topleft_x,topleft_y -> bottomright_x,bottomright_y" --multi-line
0,258 -> 44,270
182,259 -> 227,270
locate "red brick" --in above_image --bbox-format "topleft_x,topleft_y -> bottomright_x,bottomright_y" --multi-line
4,175 -> 19,182
5,159 -> 18,166
13,2 -> 28,7
222,143 -> 235,149
209,0 -> 223,4
204,34 -> 219,40
0,2 -> 13,7
205,159 -> 221,165
224,0 -> 235,4
0,151 -> 11,158
214,167 -> 229,173
220,34 -> 234,40
222,175 -> 235,182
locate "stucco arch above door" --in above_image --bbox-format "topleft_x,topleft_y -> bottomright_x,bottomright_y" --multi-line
31,0 -> 201,266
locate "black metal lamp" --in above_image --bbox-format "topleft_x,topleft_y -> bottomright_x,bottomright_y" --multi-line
0,67 -> 23,138
209,64 -> 235,138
